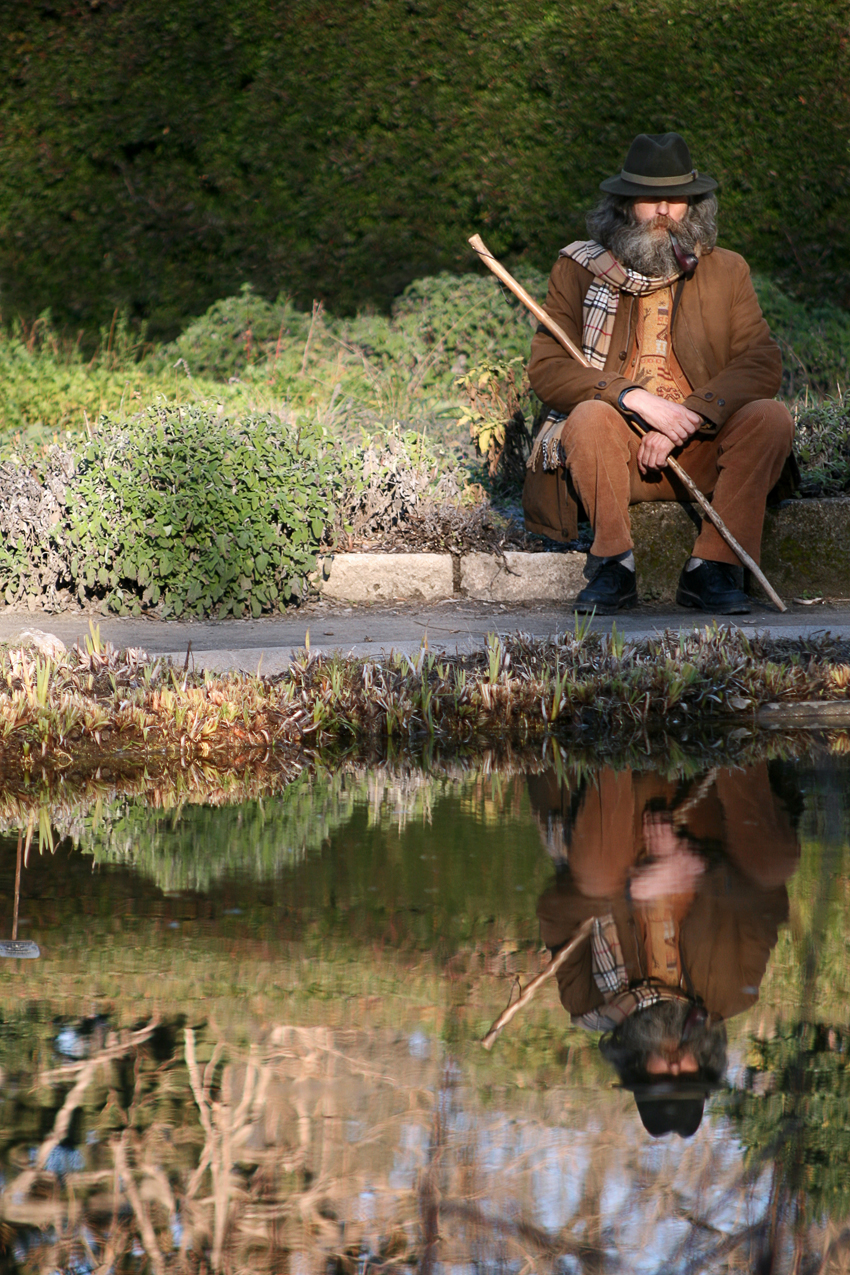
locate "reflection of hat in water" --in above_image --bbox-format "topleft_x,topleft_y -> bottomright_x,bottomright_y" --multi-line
622,1077 -> 722,1139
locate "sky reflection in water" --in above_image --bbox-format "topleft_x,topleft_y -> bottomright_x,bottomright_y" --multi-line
0,745 -> 847,1274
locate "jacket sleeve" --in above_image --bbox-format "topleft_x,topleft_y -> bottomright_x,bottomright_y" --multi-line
680,868 -> 789,1020
682,255 -> 782,430
527,256 -> 640,414
536,878 -> 606,1017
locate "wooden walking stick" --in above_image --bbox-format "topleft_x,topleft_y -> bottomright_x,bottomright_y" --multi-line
481,919 -> 594,1050
468,234 -> 786,613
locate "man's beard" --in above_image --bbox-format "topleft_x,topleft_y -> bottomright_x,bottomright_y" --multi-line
598,998 -> 727,1086
586,192 -> 718,276
609,212 -> 700,278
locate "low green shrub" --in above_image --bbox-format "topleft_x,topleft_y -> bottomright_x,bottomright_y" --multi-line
793,396 -> 850,498
753,277 -> 850,400
0,409 -> 491,615
151,285 -> 313,381
63,406 -> 337,617
2,270 -> 848,454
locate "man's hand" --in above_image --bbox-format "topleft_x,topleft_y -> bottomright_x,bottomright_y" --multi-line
641,813 -> 683,860
630,850 -> 704,899
630,813 -> 705,900
637,432 -> 677,474
621,388 -> 702,444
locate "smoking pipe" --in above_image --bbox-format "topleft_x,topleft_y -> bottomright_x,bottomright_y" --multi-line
669,231 -> 698,279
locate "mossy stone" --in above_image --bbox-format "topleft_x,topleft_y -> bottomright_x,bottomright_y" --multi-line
630,497 -> 850,602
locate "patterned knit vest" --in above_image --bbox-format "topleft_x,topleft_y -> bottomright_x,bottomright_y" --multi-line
623,286 -> 693,403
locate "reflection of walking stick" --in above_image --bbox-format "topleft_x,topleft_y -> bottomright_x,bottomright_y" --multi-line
671,768 -> 718,831
468,234 -> 787,613
1,829 -> 40,959
481,919 -> 593,1050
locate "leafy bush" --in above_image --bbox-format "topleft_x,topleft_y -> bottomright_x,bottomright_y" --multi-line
389,267 -> 546,378
325,424 -> 522,553
754,277 -> 850,399
62,406 -> 337,617
0,451 -> 74,609
153,285 -> 313,381
793,395 -> 850,497
457,357 -> 537,490
0,409 -> 511,614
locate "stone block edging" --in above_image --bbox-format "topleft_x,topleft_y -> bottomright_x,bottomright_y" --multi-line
318,552 -> 454,603
318,498 -> 850,604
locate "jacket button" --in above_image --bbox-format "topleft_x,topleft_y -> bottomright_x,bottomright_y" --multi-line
594,393 -> 602,400
704,391 -> 714,400
619,350 -> 627,360
597,381 -> 606,388
718,398 -> 726,406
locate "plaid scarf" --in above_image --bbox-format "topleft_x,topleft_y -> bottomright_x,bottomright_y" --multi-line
560,239 -> 682,371
527,241 -> 682,473
577,913 -> 691,1032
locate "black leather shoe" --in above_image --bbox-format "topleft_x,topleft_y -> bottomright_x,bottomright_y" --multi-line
676,560 -> 751,614
574,561 -> 638,614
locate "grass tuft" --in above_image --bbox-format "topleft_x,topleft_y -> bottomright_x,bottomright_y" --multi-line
2,626 -> 850,794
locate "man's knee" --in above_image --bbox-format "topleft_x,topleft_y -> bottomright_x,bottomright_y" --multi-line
561,400 -> 629,458
724,399 -> 794,457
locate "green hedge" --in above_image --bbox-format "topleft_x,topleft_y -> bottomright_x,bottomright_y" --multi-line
0,0 -> 847,339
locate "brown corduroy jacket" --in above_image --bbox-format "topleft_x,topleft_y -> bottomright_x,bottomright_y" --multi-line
523,248 -> 784,541
527,246 -> 782,430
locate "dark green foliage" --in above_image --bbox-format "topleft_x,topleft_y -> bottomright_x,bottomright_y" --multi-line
794,397 -> 850,497
151,286 -> 312,382
0,0 -> 847,341
63,406 -> 336,616
724,1022 -> 850,1222
755,277 -> 850,399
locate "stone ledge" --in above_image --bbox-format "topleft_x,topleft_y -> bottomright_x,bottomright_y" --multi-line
630,497 -> 850,601
461,551 -> 584,602
318,552 -> 454,603
317,498 -> 850,604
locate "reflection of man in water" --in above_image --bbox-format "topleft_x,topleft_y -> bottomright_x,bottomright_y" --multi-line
531,764 -> 801,1138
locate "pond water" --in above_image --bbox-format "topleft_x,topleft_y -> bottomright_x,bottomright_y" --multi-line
0,740 -> 848,1274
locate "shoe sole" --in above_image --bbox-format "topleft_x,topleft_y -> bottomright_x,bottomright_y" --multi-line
573,594 -> 638,615
675,586 -> 750,615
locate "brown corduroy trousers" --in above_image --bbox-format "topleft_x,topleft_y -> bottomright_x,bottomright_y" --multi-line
559,398 -> 794,565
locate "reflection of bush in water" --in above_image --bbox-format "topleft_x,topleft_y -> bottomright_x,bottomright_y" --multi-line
724,1022 -> 850,1221
77,767 -> 471,893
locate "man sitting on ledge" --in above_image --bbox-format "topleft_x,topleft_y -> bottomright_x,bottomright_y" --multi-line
524,132 -> 794,615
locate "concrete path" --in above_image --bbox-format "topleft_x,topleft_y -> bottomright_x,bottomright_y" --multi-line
1,598 -> 849,674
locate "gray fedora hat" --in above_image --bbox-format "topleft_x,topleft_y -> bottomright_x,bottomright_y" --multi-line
601,132 -> 717,199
